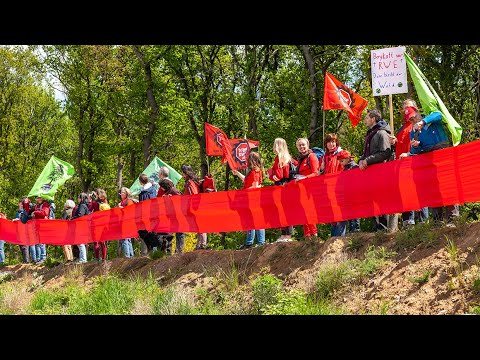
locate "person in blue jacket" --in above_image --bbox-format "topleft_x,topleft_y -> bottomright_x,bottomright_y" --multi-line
399,106 -> 459,227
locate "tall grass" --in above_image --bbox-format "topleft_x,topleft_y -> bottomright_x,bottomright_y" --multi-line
315,245 -> 395,301
395,222 -> 437,250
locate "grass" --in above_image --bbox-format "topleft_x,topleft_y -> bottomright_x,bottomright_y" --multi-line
315,245 -> 395,301
252,273 -> 283,314
395,222 -> 437,250
409,270 -> 432,285
452,212 -> 470,237
346,236 -> 363,252
262,289 -> 344,315
444,235 -> 463,276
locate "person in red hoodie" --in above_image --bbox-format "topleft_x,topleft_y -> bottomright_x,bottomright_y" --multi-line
319,133 -> 344,175
233,151 -> 266,249
293,137 -> 320,240
181,164 -> 208,250
31,195 -> 50,264
267,137 -> 297,242
319,134 -> 346,237
391,99 -> 429,228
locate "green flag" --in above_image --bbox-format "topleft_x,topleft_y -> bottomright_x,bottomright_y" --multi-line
405,53 -> 462,146
28,156 -> 75,200
130,157 -> 182,196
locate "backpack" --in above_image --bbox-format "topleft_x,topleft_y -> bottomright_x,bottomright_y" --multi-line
307,147 -> 325,167
287,160 -> 298,182
19,209 -> 29,224
41,200 -> 56,219
199,174 -> 217,193
48,201 -> 56,219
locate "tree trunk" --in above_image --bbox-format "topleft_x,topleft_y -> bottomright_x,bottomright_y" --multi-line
302,45 -> 319,144
116,154 -> 124,191
133,46 -> 159,168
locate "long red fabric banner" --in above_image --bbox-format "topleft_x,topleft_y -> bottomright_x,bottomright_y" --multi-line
2,140 -> 479,245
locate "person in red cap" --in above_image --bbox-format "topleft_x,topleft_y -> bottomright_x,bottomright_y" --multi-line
397,103 -> 459,227
392,99 -> 418,160
391,99 -> 429,228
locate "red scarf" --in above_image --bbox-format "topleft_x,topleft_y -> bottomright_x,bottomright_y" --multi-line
395,122 -> 413,159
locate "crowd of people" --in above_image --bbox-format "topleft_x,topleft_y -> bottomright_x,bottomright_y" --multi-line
0,99 -> 460,266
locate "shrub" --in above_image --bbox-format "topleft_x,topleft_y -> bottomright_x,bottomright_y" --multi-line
252,273 -> 283,314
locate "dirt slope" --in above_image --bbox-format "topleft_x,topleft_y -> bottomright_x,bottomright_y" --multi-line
3,221 -> 480,314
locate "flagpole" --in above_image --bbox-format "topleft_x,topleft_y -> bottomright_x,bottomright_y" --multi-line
322,106 -> 325,144
206,155 -> 210,175
388,94 -> 394,134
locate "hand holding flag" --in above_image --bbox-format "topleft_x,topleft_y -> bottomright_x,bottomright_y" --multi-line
404,53 -> 462,146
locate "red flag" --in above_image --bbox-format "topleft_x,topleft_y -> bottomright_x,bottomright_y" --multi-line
205,123 -> 228,156
248,139 -> 259,149
221,138 -> 250,170
323,72 -> 368,127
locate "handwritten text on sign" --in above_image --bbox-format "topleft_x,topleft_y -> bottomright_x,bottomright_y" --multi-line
371,46 -> 408,96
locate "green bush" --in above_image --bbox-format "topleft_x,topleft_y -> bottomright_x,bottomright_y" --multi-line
252,273 -> 283,314
315,263 -> 352,300
263,289 -> 344,315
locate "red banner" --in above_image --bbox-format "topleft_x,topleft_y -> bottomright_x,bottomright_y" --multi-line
323,72 -> 368,127
2,140 -> 480,245
221,138 -> 250,170
205,123 -> 228,156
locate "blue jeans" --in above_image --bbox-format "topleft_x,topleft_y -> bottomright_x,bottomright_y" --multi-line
36,244 -> 46,261
29,245 -> 37,262
432,205 -> 459,223
402,207 -> 429,225
245,229 -> 265,246
331,222 -> 346,237
77,244 -> 87,262
120,238 -> 134,258
175,233 -> 185,254
348,219 -> 360,232
0,240 -> 4,264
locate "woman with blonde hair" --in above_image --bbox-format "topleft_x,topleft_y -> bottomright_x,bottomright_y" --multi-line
94,188 -> 110,262
267,137 -> 297,242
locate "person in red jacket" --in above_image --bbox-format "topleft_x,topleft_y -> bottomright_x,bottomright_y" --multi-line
117,187 -> 135,258
319,133 -> 344,175
181,164 -> 208,250
233,151 -> 266,249
267,137 -> 297,242
31,195 -> 50,264
294,137 -> 320,240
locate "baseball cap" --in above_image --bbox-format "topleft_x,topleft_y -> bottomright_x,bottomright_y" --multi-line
337,150 -> 351,161
404,106 -> 417,122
